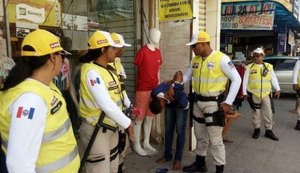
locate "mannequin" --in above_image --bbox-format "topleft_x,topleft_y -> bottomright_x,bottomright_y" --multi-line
147,28 -> 161,51
133,28 -> 162,156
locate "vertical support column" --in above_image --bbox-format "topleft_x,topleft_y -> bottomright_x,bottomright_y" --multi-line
206,0 -> 221,50
149,0 -> 159,29
1,0 -> 11,57
149,0 -> 154,28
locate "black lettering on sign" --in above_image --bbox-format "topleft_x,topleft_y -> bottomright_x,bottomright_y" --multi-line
51,101 -> 62,114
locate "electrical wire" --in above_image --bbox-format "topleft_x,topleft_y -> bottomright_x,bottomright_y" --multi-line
59,0 -> 75,27
42,0 -> 57,25
0,0 -> 10,29
139,0 -> 150,43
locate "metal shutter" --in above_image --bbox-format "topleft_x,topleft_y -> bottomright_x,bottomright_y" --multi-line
101,0 -> 136,99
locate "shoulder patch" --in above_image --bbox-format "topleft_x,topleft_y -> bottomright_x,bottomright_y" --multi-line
90,77 -> 101,86
16,107 -> 35,120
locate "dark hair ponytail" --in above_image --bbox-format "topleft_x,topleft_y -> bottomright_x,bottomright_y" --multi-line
80,47 -> 108,63
1,55 -> 50,91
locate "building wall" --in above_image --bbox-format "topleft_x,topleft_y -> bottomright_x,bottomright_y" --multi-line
0,0 -> 8,57
157,0 -> 222,150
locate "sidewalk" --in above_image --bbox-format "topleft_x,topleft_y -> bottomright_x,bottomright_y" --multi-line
124,97 -> 300,173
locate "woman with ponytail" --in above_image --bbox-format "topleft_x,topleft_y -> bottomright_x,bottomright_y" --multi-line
0,29 -> 80,173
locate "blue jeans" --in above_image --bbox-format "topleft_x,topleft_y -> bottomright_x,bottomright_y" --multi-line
164,104 -> 188,161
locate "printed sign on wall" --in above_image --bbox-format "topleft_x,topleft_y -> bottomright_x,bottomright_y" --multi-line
8,0 -> 61,27
159,0 -> 193,21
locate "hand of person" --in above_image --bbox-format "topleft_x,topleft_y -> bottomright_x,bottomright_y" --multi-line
127,122 -> 134,142
274,90 -> 280,99
173,71 -> 183,83
221,102 -> 232,114
164,85 -> 175,102
293,84 -> 299,91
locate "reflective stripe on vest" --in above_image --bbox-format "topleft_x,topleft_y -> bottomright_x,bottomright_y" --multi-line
192,51 -> 228,96
42,119 -> 71,143
247,62 -> 273,98
192,77 -> 228,84
79,63 -> 123,127
2,119 -> 72,148
36,146 -> 78,173
0,80 -> 79,172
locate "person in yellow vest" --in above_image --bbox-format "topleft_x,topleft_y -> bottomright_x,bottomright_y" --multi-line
109,32 -> 133,173
292,58 -> 300,130
165,31 -> 241,173
78,30 -> 132,173
242,47 -> 280,141
0,29 -> 80,173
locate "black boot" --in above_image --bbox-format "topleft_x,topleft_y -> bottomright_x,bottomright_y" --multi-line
265,130 -> 279,141
295,120 -> 300,131
252,128 -> 260,139
118,163 -> 123,173
216,165 -> 224,173
182,155 -> 208,173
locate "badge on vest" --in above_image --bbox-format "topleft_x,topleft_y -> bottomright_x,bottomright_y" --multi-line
207,62 -> 214,69
250,69 -> 257,74
51,101 -> 62,114
192,63 -> 199,68
50,96 -> 59,106
108,81 -> 118,91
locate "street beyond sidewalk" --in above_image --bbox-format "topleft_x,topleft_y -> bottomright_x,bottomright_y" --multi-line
124,96 -> 300,173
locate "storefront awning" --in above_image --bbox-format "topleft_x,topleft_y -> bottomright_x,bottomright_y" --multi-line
273,1 -> 300,31
221,0 -> 300,32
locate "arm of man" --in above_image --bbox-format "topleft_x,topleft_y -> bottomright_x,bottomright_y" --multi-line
7,93 -> 47,173
164,59 -> 192,101
86,69 -> 131,129
242,66 -> 250,96
292,60 -> 300,90
270,69 -> 280,98
220,56 -> 241,105
183,59 -> 193,84
122,91 -> 131,109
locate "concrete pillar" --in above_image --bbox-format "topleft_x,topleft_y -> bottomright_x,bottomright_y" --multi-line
0,0 -> 10,57
206,0 -> 221,50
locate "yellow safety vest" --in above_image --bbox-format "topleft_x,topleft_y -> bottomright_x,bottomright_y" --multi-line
0,80 -> 79,173
79,62 -> 123,127
247,62 -> 273,98
108,58 -> 125,84
192,51 -> 228,96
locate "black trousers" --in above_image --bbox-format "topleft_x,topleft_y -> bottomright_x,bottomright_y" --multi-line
0,138 -> 8,173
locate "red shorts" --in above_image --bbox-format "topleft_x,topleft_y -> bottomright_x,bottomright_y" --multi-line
134,91 -> 154,120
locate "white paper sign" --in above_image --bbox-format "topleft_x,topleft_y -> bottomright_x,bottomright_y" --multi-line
16,3 -> 45,24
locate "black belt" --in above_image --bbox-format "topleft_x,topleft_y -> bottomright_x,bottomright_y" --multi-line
195,93 -> 221,102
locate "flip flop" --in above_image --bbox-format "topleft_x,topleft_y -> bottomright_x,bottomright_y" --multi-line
289,109 -> 298,113
223,138 -> 234,143
155,168 -> 169,173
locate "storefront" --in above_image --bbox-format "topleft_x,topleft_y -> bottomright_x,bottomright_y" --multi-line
4,0 -> 137,97
1,0 -> 223,150
221,0 -> 300,59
